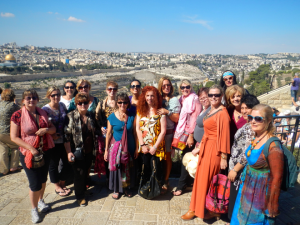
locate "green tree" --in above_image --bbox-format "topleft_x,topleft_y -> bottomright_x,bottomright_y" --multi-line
285,77 -> 292,85
277,76 -> 283,87
205,81 -> 214,88
4,82 -> 11,89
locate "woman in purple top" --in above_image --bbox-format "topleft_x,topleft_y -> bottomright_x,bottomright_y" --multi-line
225,85 -> 247,146
291,72 -> 300,107
128,79 -> 141,115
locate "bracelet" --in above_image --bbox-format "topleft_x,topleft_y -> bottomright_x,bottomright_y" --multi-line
221,154 -> 227,159
167,110 -> 173,116
233,168 -> 238,173
153,145 -> 157,150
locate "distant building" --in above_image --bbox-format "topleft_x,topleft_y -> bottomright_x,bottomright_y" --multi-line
0,54 -> 22,67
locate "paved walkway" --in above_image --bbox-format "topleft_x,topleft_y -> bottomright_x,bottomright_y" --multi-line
0,170 -> 299,225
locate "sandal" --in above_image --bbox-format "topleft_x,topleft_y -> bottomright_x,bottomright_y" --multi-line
171,185 -> 187,196
55,190 -> 69,197
10,166 -> 23,173
62,187 -> 71,195
161,180 -> 169,195
112,192 -> 119,200
124,189 -> 133,198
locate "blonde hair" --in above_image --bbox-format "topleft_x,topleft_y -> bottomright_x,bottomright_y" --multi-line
179,79 -> 194,93
225,85 -> 245,108
45,86 -> 61,99
252,104 -> 275,136
76,79 -> 92,91
157,77 -> 174,97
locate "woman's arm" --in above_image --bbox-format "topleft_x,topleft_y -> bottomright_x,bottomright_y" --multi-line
149,115 -> 167,155
136,114 -> 148,154
35,122 -> 56,136
104,120 -> 113,161
10,121 -> 39,156
133,117 -> 139,159
228,163 -> 245,182
186,100 -> 202,147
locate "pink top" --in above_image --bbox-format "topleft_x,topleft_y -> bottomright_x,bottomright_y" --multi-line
184,97 -> 202,134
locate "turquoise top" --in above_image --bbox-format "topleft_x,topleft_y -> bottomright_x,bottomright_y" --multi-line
245,143 -> 266,166
163,96 -> 181,130
68,96 -> 99,113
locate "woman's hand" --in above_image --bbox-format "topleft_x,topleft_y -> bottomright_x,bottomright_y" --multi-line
228,170 -> 237,182
157,108 -> 168,115
35,128 -> 49,136
142,145 -> 149,154
51,133 -> 60,140
101,127 -> 107,136
67,152 -> 75,162
149,146 -> 156,155
220,158 -> 227,170
192,147 -> 200,156
186,135 -> 194,148
31,148 -> 39,156
134,149 -> 139,159
104,151 -> 108,162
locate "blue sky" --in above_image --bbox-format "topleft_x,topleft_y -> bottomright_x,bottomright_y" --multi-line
1,0 -> 299,54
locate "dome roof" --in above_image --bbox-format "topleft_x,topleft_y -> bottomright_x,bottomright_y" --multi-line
5,54 -> 16,61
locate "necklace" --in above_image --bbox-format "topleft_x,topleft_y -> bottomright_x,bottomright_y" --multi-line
247,133 -> 268,157
234,110 -> 242,120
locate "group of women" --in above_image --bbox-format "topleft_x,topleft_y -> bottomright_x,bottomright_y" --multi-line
0,70 -> 284,224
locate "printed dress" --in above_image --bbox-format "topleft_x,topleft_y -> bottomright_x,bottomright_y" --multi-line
231,141 -> 284,225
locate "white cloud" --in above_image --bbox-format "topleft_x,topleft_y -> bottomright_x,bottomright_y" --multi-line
67,16 -> 85,22
183,15 -> 213,30
55,12 -> 59,14
1,12 -> 15,18
48,12 -> 53,14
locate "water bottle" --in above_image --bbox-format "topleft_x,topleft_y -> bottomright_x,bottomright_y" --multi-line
103,127 -> 107,138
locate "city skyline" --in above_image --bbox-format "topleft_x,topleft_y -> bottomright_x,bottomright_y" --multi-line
1,0 -> 300,55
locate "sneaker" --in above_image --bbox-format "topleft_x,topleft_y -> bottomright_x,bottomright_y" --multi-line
38,199 -> 50,213
31,208 -> 41,223
77,199 -> 87,207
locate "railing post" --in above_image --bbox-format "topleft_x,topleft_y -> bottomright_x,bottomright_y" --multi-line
290,116 -> 300,154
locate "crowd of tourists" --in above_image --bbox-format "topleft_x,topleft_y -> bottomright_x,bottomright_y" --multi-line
0,70 -> 296,224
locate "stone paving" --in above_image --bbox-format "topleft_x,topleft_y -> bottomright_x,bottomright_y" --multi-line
0,170 -> 299,225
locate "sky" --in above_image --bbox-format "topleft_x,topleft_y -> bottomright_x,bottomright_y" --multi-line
0,0 -> 300,54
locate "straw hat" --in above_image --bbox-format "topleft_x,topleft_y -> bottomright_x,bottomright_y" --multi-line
182,152 -> 199,178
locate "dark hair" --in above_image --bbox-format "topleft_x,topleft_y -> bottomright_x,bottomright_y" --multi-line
219,70 -> 237,93
116,92 -> 131,110
75,93 -> 89,105
0,87 -> 2,95
130,79 -> 141,86
62,81 -> 78,96
197,87 -> 209,96
241,94 -> 260,109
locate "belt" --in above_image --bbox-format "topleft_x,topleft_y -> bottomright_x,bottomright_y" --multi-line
166,129 -> 174,135
199,135 -> 217,158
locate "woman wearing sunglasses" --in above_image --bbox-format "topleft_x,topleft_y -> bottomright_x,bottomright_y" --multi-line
226,95 -> 260,223
60,81 -> 78,110
171,79 -> 201,196
157,77 -> 181,194
231,104 -> 284,225
64,93 -> 99,207
220,71 -> 237,105
42,86 -> 71,197
68,79 -> 99,113
225,85 -> 247,146
128,79 -> 141,115
104,93 -> 138,199
182,84 -> 230,221
136,86 -> 167,194
10,89 -> 56,223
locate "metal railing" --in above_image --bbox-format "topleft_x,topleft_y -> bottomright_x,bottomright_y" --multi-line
274,114 -> 300,166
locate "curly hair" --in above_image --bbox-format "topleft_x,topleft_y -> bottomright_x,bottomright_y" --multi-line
137,86 -> 162,117
1,89 -> 15,102
75,93 -> 89,105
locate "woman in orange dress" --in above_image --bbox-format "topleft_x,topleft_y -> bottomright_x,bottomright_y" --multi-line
181,84 -> 231,220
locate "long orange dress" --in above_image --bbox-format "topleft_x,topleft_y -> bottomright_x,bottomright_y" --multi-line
189,107 -> 231,218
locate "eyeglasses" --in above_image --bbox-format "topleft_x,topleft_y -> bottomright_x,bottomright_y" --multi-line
162,84 -> 171,88
247,115 -> 264,123
223,77 -> 233,82
208,93 -> 221,98
78,85 -> 89,90
117,101 -> 129,105
199,97 -> 208,101
50,94 -> 61,98
64,86 -> 75,89
180,85 -> 191,90
77,101 -> 89,106
130,85 -> 141,89
107,88 -> 118,91
25,96 -> 37,101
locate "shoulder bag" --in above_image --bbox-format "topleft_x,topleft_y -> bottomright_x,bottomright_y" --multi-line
32,114 -> 45,168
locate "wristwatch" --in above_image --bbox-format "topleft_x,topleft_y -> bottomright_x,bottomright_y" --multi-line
221,154 -> 226,159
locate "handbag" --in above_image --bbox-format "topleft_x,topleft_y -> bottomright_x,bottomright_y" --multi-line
138,158 -> 161,200
73,147 -> 84,160
205,173 -> 230,214
32,114 -> 45,169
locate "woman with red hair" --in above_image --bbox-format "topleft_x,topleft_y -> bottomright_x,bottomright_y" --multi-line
136,86 -> 167,192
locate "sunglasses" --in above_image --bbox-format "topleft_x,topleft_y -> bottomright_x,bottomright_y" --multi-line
78,85 -> 89,90
50,94 -> 61,98
117,101 -> 129,105
162,84 -> 171,88
107,88 -> 118,91
77,101 -> 89,106
131,85 -> 141,89
247,115 -> 264,123
25,96 -> 38,101
208,93 -> 221,98
180,85 -> 191,90
64,86 -> 75,89
223,77 -> 233,82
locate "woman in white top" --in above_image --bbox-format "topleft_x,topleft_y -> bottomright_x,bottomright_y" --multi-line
60,81 -> 77,110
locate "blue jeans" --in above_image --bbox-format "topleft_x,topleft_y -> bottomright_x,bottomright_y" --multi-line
291,90 -> 298,103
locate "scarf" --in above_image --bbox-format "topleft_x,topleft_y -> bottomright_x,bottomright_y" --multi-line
173,93 -> 198,139
19,106 -> 55,169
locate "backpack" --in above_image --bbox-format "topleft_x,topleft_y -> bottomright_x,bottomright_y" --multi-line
262,137 -> 299,191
